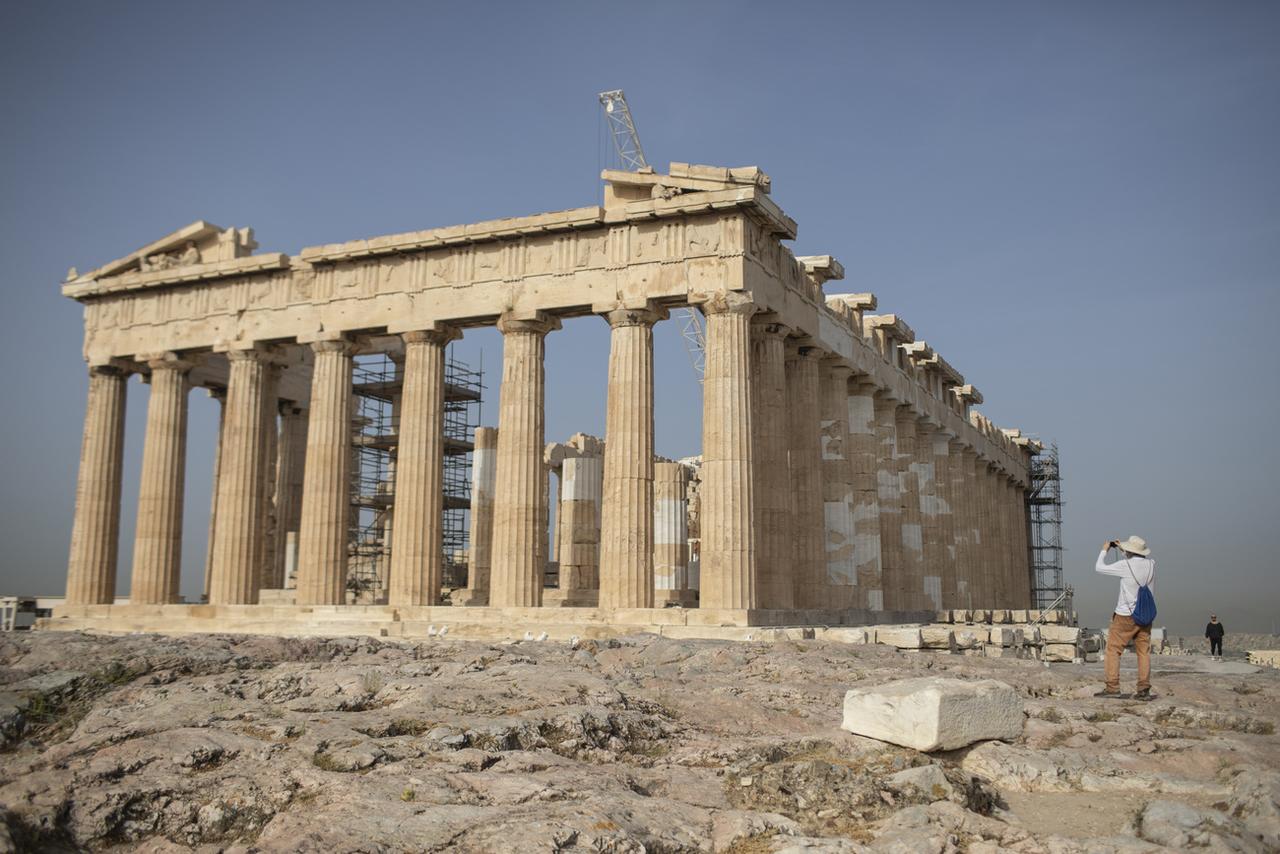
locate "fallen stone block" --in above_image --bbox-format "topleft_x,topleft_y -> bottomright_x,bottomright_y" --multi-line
1078,633 -> 1103,654
816,627 -> 869,645
920,627 -> 956,650
951,609 -> 971,623
874,627 -> 922,649
841,677 -> 1023,752
982,645 -> 1009,658
1010,609 -> 1028,623
935,610 -> 953,624
1022,625 -> 1041,645
1039,625 -> 1080,644
953,629 -> 982,650
990,609 -> 1011,624
971,609 -> 990,623
988,627 -> 1017,647
1041,643 -> 1078,662
1044,609 -> 1064,624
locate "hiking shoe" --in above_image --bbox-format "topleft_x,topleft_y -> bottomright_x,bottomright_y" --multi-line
1094,689 -> 1123,698
1134,689 -> 1156,701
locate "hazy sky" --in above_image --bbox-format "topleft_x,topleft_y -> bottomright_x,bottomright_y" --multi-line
2,1 -> 1276,637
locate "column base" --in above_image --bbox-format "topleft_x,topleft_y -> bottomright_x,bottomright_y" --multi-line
542,588 -> 600,608
450,588 -> 490,607
655,590 -> 699,608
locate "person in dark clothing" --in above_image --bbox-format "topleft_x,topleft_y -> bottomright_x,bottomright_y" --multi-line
1205,614 -> 1225,659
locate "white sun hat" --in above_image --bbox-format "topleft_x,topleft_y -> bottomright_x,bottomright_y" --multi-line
1117,535 -> 1150,556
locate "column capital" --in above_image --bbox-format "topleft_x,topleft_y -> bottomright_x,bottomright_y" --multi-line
750,312 -> 792,338
785,340 -> 824,361
402,323 -> 462,346
497,310 -> 561,336
308,338 -> 360,356
597,301 -> 668,328
206,386 -> 227,403
87,362 -> 131,379
696,290 -> 756,317
821,358 -> 853,381
138,351 -> 197,374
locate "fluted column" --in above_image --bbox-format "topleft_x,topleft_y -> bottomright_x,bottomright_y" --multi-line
272,403 -> 308,587
912,418 -> 943,611
296,339 -> 357,606
559,454 -> 602,596
895,406 -> 925,610
699,292 -> 758,610
940,437 -> 963,609
461,426 -> 498,605
786,345 -> 824,609
872,392 -> 901,612
981,461 -> 1003,607
598,304 -> 664,610
208,348 -> 271,605
203,389 -> 226,602
820,361 -> 856,608
958,449 -> 980,608
750,317 -> 792,609
388,326 -> 459,606
848,380 -> 883,609
130,354 -> 193,604
653,461 -> 691,603
255,364 -> 281,591
490,312 -> 560,607
1016,480 -> 1032,607
66,365 -> 129,605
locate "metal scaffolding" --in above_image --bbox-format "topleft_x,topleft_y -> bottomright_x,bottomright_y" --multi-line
1027,442 -> 1066,611
347,349 -> 483,601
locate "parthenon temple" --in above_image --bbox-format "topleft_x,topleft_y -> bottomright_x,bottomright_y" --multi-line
50,163 -> 1043,639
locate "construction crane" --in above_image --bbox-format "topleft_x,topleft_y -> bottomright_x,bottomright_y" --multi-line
597,90 -> 706,381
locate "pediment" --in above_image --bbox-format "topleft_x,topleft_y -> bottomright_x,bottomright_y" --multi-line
70,221 -> 258,282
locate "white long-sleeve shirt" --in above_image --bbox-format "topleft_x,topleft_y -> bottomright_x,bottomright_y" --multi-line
1095,548 -> 1155,616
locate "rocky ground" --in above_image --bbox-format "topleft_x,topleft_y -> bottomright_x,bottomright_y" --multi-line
0,630 -> 1277,853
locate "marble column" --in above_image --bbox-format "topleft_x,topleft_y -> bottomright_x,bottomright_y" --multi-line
699,292 -> 758,610
931,431 -> 956,610
959,449 -> 981,609
653,461 -> 692,605
845,380 -> 882,610
598,305 -> 664,610
203,389 -> 226,603
296,339 -> 356,606
941,437 -> 964,609
388,326 -> 458,606
895,406 -> 925,610
255,364 -> 280,591
130,353 -> 193,604
750,317 -> 792,610
911,418 -> 942,612
785,345 -> 824,609
489,312 -> 559,608
66,365 -> 129,605
459,426 -> 498,605
820,361 -> 857,608
208,349 -> 271,605
982,462 -> 1003,607
558,454 -> 603,601
272,403 -> 308,588
872,392 -> 902,611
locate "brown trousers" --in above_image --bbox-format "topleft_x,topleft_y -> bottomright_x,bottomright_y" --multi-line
1104,612 -> 1151,692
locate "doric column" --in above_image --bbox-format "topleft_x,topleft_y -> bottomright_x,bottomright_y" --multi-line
820,361 -> 856,607
872,391 -> 901,611
208,348 -> 271,605
981,461 -> 1003,607
559,455 -> 603,597
460,426 -> 498,605
750,316 -> 792,609
388,325 -> 459,606
895,406 -> 925,610
785,345 -> 824,609
66,365 -> 129,605
848,380 -> 883,609
699,292 -> 758,610
272,402 -> 308,588
255,363 -> 281,591
598,304 -> 665,610
1015,479 -> 1032,607
911,418 -> 943,611
130,353 -> 193,604
653,461 -> 691,604
955,447 -> 979,609
295,339 -> 357,606
203,388 -> 226,602
939,436 -> 962,609
489,312 -> 559,607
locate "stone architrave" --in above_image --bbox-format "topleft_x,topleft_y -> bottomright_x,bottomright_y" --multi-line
653,461 -> 692,605
872,391 -> 900,612
489,311 -> 560,608
458,426 -> 498,605
66,365 -> 129,605
820,360 -> 856,607
130,353 -> 193,604
388,325 -> 459,606
895,406 -> 925,610
295,339 -> 356,606
847,379 -> 883,610
699,291 -> 758,610
911,418 -> 942,611
749,316 -> 792,610
558,454 -> 603,600
785,345 -> 824,609
271,402 -> 308,588
208,348 -> 271,605
598,303 -> 665,610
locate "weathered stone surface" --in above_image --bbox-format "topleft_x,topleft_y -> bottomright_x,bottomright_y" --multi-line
1042,643 -> 1078,662
841,677 -> 1023,751
873,627 -> 922,649
1040,625 -> 1081,644
919,627 -> 955,651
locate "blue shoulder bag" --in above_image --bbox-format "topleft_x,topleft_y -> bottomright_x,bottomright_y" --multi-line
1127,560 -> 1157,627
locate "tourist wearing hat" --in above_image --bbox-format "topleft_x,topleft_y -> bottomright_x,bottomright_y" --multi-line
1205,614 -> 1226,660
1095,536 -> 1156,699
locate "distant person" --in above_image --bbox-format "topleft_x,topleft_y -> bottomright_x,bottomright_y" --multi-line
1094,536 -> 1156,700
1205,614 -> 1225,659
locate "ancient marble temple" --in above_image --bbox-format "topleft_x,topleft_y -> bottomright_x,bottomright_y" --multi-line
52,163 -> 1041,639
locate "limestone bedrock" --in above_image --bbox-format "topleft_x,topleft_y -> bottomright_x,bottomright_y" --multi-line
841,676 -> 1023,752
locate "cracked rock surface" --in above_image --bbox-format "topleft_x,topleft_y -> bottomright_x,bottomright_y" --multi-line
0,631 -> 1276,852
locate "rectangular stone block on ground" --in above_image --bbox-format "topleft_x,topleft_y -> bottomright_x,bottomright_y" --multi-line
988,627 -> 1017,647
1010,609 -> 1028,623
920,626 -> 956,650
841,676 -> 1024,751
816,628 -> 869,644
953,629 -> 982,650
874,627 -> 923,649
1041,643 -> 1078,662
1039,625 -> 1080,644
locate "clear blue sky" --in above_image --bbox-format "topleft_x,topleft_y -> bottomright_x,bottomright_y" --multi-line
2,1 -> 1276,637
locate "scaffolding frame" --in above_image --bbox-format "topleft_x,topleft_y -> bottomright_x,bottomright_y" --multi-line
1027,442 -> 1066,611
